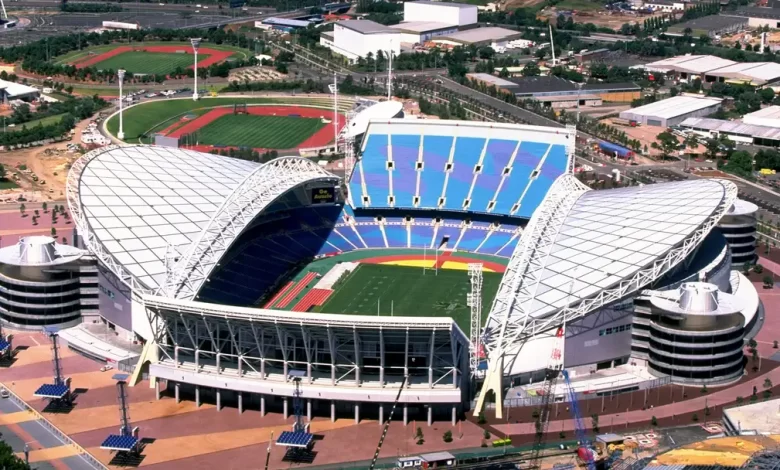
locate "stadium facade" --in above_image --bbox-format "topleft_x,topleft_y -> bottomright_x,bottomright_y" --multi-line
64,112 -> 760,424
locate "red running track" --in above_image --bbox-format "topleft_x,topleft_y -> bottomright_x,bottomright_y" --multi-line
72,45 -> 231,70
276,272 -> 318,309
169,105 -> 345,150
292,288 -> 333,312
263,281 -> 294,308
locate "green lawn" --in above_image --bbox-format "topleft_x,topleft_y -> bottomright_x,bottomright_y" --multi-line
320,264 -> 502,332
194,114 -> 324,149
106,97 -> 352,142
10,114 -> 67,132
91,51 -> 208,75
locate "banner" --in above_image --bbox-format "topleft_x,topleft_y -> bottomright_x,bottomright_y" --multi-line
312,187 -> 335,204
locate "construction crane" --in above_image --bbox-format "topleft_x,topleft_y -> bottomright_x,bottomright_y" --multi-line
368,375 -> 408,470
529,326 -> 565,470
561,370 -> 596,470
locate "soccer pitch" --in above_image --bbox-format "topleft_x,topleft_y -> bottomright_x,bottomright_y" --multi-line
92,52 -> 205,75
320,264 -> 502,331
197,115 -> 325,149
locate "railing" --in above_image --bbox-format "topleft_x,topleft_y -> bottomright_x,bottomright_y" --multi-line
0,381 -> 108,470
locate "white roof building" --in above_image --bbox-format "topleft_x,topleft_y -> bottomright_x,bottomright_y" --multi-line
705,62 -> 780,86
0,79 -> 40,100
403,1 -> 477,27
321,20 -> 401,63
619,95 -> 723,127
433,27 -> 522,47
743,105 -> 780,128
642,55 -> 737,75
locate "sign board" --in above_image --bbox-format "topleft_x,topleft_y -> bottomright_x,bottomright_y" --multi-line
311,187 -> 335,204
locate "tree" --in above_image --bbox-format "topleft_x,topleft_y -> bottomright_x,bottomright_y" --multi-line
591,414 -> 600,433
737,396 -> 744,404
651,416 -> 658,426
443,430 -> 453,443
19,203 -> 25,216
0,440 -> 31,469
654,131 -> 680,160
42,201 -> 47,213
754,264 -> 764,274
483,429 -> 491,439
498,67 -> 510,78
765,378 -> 773,389
522,61 -> 541,77
764,275 -> 774,288
416,427 -> 424,445
723,151 -> 754,177
34,209 -> 39,217
51,227 -> 57,237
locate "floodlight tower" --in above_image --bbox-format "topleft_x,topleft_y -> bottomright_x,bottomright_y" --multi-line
117,69 -> 126,140
467,263 -> 483,377
191,38 -> 201,101
0,0 -> 8,22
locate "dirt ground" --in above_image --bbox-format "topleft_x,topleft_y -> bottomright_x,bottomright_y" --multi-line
0,117 -> 97,204
600,118 -> 706,161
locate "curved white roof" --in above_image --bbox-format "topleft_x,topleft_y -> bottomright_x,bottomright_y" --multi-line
728,198 -> 758,216
67,145 -> 337,295
484,174 -> 738,360
345,100 -> 404,138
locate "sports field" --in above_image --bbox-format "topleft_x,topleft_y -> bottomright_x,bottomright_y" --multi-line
195,114 -> 325,149
91,51 -> 206,75
320,264 -> 502,331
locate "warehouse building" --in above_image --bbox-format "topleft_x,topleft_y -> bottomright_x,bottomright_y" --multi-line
705,62 -> 780,87
619,95 -> 723,127
403,1 -> 477,26
642,55 -> 737,82
388,21 -> 458,44
432,27 -> 522,48
466,74 -> 640,102
255,17 -> 312,32
680,116 -> 780,147
319,20 -> 401,63
728,6 -> 780,29
0,79 -> 40,102
744,106 -> 780,127
666,15 -> 748,37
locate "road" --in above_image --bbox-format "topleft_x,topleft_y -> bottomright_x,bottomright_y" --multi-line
10,0 -> 275,14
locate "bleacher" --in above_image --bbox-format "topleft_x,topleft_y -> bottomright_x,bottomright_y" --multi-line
348,120 -> 571,217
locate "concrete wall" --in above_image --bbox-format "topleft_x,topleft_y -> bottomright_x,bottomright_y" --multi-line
564,306 -> 634,369
746,16 -> 780,28
597,90 -> 641,102
97,266 -> 133,336
333,25 -> 401,60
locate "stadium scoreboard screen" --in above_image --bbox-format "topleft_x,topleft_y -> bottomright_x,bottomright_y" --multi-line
312,187 -> 336,204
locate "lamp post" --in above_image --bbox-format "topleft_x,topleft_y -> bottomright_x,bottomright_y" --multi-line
117,69 -> 125,140
191,38 -> 201,101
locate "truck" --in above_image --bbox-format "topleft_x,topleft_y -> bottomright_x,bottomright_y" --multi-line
611,117 -> 639,127
598,141 -> 634,159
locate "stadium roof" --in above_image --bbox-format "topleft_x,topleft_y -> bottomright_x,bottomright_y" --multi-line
483,174 -> 737,368
624,95 -> 723,120
642,55 -> 737,74
67,145 -> 337,296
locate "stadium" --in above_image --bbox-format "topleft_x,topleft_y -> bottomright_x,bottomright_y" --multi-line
63,100 -> 761,431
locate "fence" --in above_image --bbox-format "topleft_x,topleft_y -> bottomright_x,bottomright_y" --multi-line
0,381 -> 108,470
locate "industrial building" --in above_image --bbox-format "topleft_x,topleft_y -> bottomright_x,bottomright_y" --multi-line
403,1 -> 477,26
0,79 -> 41,102
744,106 -> 780,128
666,14 -> 748,37
255,17 -> 313,32
705,62 -> 780,87
432,27 -> 522,48
644,0 -> 686,11
0,236 -> 98,329
642,55 -> 738,82
619,95 -> 723,127
321,1 -> 477,61
680,117 -> 780,147
319,20 -> 401,63
729,6 -> 780,29
467,74 -> 640,103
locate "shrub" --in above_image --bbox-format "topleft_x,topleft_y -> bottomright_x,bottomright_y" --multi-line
754,264 -> 764,274
764,275 -> 774,288
559,431 -> 566,439
737,396 -> 744,404
701,385 -> 708,394
443,430 -> 453,443
764,390 -> 773,400
692,413 -> 699,422
765,378 -> 773,389
704,406 -> 711,416
478,412 -> 486,424
651,416 -> 658,426
483,429 -> 491,440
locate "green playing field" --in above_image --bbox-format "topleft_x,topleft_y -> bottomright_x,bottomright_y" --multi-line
320,264 -> 501,332
91,51 -> 207,75
195,114 -> 325,149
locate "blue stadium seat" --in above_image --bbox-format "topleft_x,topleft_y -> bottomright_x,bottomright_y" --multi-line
384,224 -> 408,248
445,137 -> 484,210
470,139 -> 517,213
390,134 -> 420,207
354,223 -> 385,248
515,144 -> 568,218
321,228 -> 356,252
434,223 -> 462,249
477,231 -> 515,255
409,222 -> 435,249
360,134 -> 391,207
333,225 -> 365,249
493,141 -> 549,214
418,135 -> 453,208
497,237 -> 518,257
455,226 -> 490,252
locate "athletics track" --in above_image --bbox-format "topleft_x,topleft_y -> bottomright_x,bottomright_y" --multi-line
71,45 -> 232,69
168,105 -> 346,151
